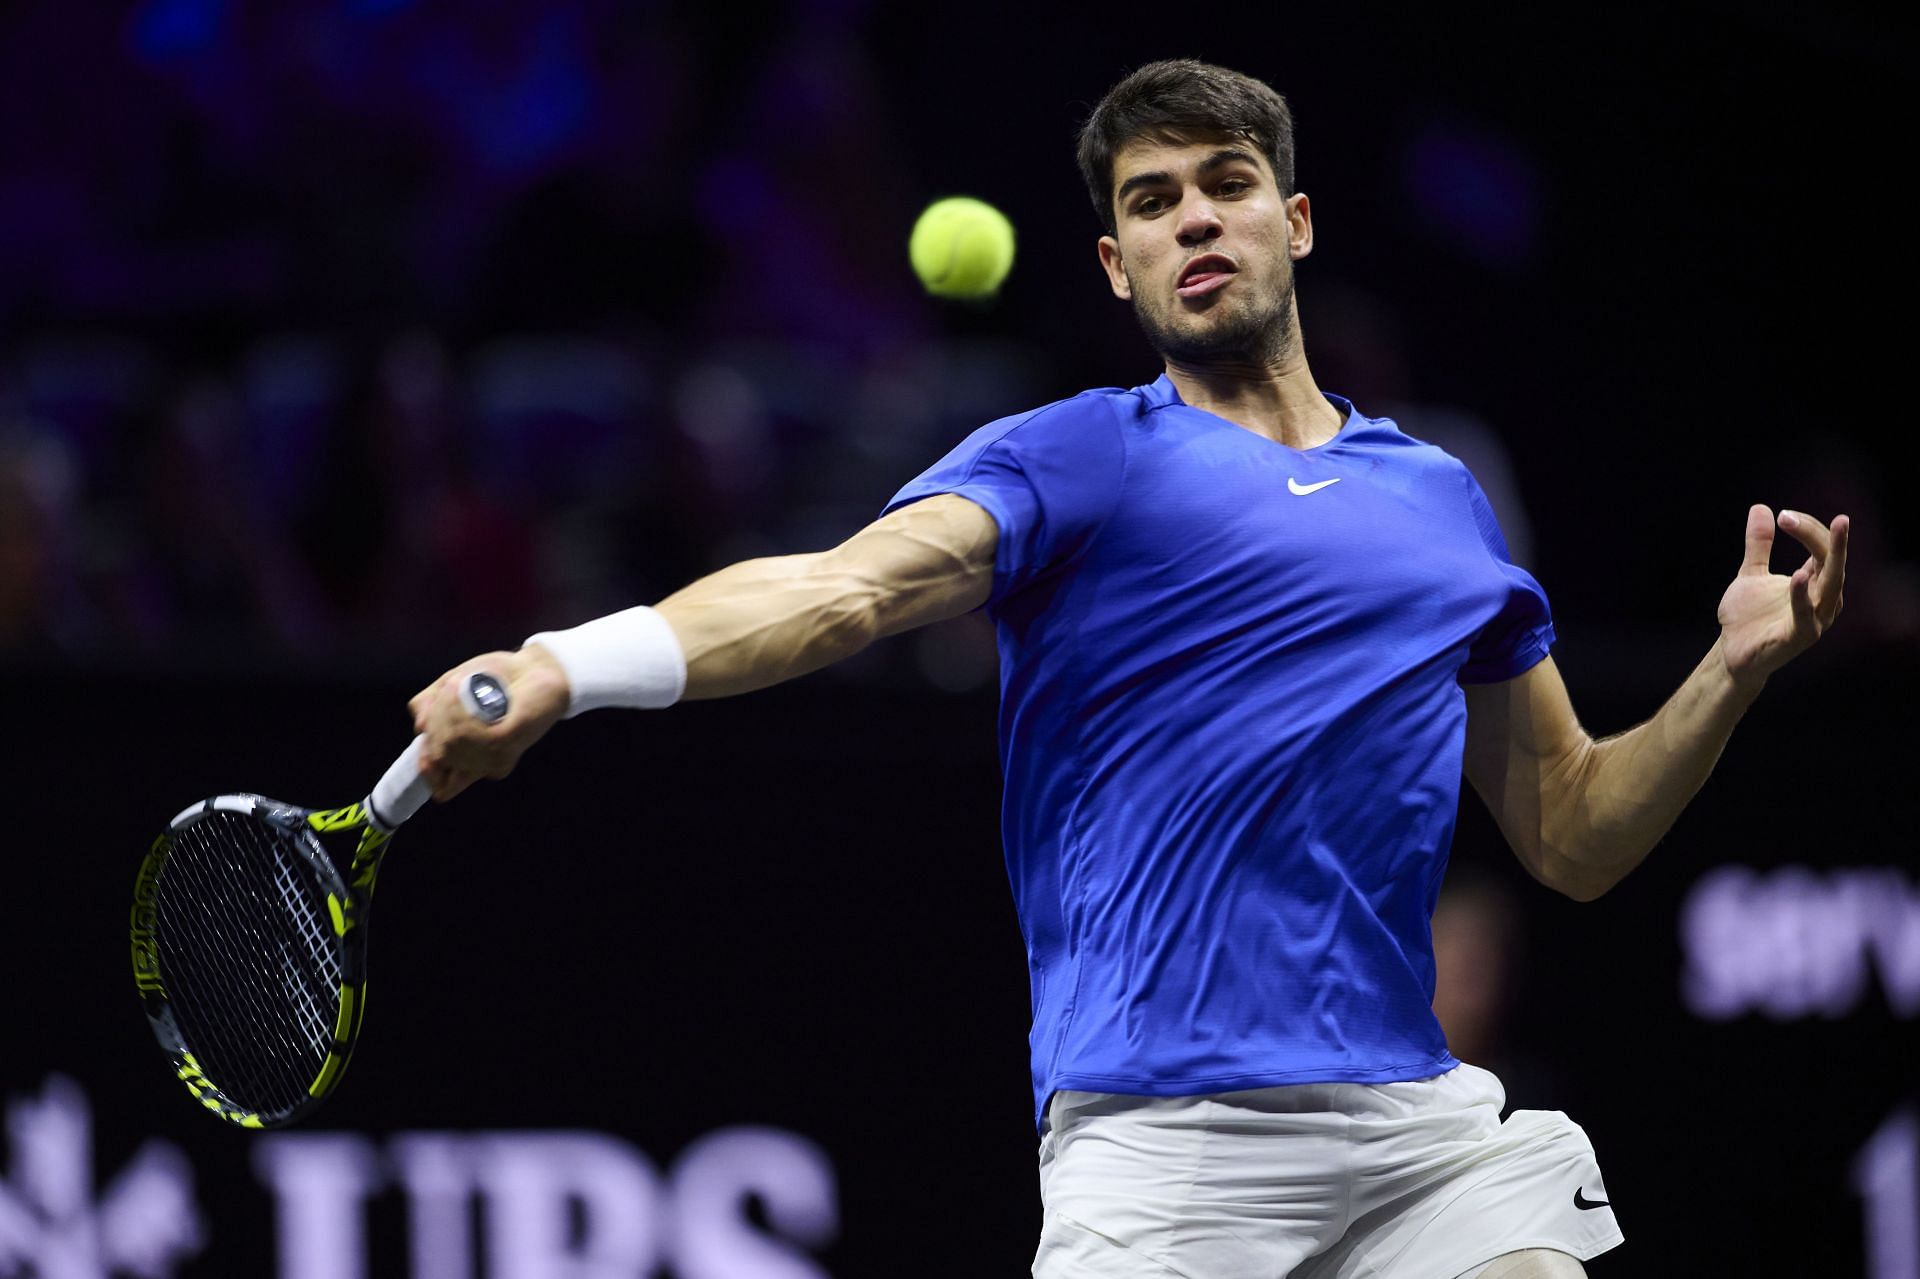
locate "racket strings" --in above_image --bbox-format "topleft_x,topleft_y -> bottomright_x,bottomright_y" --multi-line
272,850 -> 342,1047
158,812 -> 346,1115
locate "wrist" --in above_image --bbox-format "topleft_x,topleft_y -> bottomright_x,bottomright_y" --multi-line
1708,636 -> 1769,709
524,606 -> 686,716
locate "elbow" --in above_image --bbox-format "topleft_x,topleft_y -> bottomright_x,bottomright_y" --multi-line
1556,872 -> 1613,903
1530,843 -> 1619,903
1551,848 -> 1632,902
1529,787 -> 1623,903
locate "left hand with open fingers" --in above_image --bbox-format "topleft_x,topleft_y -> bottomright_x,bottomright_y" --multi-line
409,646 -> 572,802
1717,505 -> 1850,691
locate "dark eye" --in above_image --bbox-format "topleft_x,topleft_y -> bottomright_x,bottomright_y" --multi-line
1218,179 -> 1251,196
1136,195 -> 1166,215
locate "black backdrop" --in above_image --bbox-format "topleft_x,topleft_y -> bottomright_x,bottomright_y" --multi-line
8,640 -> 1915,1275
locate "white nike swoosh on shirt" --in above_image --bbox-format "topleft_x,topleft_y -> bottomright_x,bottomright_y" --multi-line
1287,477 -> 1342,495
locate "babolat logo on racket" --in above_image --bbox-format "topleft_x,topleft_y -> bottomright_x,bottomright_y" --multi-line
130,836 -> 169,995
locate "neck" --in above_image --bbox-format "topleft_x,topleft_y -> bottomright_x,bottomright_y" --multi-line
1163,343 -> 1344,449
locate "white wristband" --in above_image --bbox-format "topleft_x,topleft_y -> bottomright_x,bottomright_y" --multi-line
524,606 -> 686,716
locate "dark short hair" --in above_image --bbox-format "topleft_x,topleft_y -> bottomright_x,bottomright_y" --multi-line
1076,59 -> 1297,236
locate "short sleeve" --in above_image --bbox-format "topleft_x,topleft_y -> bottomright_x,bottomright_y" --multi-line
881,395 -> 1126,607
1457,465 -> 1555,684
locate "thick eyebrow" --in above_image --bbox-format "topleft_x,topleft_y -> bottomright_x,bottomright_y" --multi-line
1113,148 -> 1263,210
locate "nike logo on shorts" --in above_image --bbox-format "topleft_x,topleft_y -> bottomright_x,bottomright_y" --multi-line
1573,1188 -> 1610,1210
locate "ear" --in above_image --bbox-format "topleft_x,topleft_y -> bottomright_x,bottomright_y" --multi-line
1288,192 -> 1314,261
1097,235 -> 1132,300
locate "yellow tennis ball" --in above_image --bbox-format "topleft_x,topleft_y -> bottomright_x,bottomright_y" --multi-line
910,197 -> 1016,299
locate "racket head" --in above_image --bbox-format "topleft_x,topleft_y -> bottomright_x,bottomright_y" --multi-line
131,794 -> 381,1129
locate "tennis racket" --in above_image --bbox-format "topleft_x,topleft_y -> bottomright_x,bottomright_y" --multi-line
130,670 -> 509,1128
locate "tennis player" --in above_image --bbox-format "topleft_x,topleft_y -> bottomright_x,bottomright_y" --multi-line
411,59 -> 1848,1278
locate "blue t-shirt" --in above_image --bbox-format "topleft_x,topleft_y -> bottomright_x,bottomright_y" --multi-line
883,374 -> 1554,1131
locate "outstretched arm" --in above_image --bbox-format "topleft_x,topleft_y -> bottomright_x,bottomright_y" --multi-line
657,492 -> 996,698
409,494 -> 996,798
1463,505 -> 1848,901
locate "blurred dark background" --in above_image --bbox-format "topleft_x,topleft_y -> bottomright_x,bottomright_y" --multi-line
3,2 -> 1913,1276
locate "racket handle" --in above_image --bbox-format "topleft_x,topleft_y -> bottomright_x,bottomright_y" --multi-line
368,736 -> 431,831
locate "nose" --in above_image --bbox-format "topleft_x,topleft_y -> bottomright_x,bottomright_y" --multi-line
1175,197 -> 1224,248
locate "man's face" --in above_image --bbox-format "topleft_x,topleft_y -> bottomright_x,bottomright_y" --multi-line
1096,133 -> 1313,365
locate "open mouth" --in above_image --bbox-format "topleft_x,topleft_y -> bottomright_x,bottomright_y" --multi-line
1176,253 -> 1237,299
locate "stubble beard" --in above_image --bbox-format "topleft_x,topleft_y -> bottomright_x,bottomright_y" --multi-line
1128,261 -> 1297,369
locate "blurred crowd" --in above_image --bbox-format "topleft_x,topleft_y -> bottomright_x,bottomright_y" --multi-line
5,2 -> 1911,681
0,0 -> 1022,680
0,328 -> 1039,684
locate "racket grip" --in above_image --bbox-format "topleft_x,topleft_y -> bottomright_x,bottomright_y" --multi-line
368,736 -> 432,831
368,672 -> 510,830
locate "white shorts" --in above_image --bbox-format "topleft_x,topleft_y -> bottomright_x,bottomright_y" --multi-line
1032,1064 -> 1624,1279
